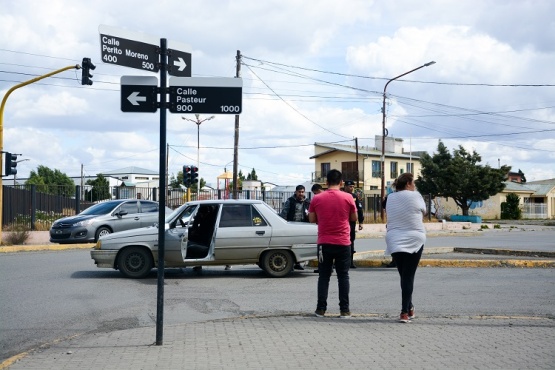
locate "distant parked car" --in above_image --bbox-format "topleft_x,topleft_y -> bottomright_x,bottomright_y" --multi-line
91,199 -> 318,278
50,199 -> 170,244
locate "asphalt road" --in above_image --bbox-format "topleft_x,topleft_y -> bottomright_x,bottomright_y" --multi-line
1,238 -> 554,362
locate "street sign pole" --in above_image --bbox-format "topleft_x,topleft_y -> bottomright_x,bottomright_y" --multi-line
156,38 -> 167,347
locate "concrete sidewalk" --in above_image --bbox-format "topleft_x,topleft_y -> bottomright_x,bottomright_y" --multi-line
3,314 -> 554,369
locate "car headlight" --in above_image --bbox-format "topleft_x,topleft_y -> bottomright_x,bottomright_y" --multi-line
73,219 -> 94,227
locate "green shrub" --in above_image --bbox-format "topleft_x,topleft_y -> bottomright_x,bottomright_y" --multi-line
501,193 -> 522,220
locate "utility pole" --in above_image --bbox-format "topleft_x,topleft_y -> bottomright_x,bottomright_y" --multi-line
232,50 -> 241,199
355,137 -> 360,186
81,164 -> 84,200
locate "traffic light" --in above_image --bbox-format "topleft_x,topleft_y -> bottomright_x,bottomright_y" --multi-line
81,57 -> 96,85
183,165 -> 192,187
4,152 -> 17,176
191,166 -> 198,186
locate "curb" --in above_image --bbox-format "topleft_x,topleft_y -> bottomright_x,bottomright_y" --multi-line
0,244 -> 94,253
306,247 -> 555,268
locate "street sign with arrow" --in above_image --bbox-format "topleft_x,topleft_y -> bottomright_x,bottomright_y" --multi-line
120,76 -> 158,113
168,48 -> 192,77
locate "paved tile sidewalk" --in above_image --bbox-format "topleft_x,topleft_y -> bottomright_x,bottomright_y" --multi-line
6,314 -> 554,369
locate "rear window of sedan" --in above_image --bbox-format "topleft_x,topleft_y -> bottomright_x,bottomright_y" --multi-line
219,204 -> 267,227
140,201 -> 158,213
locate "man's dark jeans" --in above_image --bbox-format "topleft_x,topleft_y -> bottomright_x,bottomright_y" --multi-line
317,244 -> 351,312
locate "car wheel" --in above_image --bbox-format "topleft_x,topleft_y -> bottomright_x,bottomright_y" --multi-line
117,247 -> 153,279
95,226 -> 112,242
261,250 -> 294,278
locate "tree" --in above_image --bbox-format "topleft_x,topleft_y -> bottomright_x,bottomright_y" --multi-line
501,193 -> 522,220
246,168 -> 258,181
85,174 -> 110,201
518,169 -> 527,183
415,141 -> 510,216
25,165 -> 75,196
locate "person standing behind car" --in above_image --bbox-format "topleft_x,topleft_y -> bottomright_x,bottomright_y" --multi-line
343,180 -> 364,268
309,170 -> 357,318
280,185 -> 311,270
385,173 -> 426,323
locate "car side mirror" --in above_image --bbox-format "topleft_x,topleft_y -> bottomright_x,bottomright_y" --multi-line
116,210 -> 128,217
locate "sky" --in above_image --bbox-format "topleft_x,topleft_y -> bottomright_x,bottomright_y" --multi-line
1,0 -> 554,187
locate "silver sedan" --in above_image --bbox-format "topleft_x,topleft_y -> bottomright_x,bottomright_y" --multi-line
91,199 -> 317,278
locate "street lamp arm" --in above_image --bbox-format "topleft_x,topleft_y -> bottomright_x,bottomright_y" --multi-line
383,61 -> 436,94
379,61 -> 436,221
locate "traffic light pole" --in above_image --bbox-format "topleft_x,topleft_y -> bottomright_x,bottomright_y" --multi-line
0,64 -> 79,242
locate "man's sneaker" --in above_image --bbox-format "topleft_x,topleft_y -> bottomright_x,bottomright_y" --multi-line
340,311 -> 351,319
399,312 -> 410,323
314,309 -> 326,317
408,306 -> 415,320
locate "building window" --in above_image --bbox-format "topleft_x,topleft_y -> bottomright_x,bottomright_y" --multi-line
406,162 -> 413,174
320,163 -> 331,181
135,176 -> 149,180
372,161 -> 381,178
390,162 -> 398,179
370,186 -> 378,190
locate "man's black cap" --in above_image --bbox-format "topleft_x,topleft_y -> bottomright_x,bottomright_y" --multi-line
344,180 -> 355,186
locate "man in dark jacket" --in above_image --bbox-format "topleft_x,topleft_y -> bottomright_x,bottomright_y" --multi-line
343,180 -> 364,268
280,185 -> 311,270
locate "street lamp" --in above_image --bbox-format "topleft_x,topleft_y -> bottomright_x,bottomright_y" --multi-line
13,158 -> 29,186
380,61 -> 436,221
182,114 -> 215,197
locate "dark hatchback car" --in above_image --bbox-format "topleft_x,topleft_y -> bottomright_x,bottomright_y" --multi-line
50,199 -> 167,244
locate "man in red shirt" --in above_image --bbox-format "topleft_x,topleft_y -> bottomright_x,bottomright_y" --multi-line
308,169 -> 357,318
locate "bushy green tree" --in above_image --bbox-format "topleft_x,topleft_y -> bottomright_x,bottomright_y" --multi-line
246,168 -> 258,181
501,193 -> 522,219
25,165 -> 75,196
415,141 -> 510,216
85,174 -> 110,201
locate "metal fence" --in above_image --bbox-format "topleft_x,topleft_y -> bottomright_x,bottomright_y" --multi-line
3,185 -> 391,229
522,203 -> 547,219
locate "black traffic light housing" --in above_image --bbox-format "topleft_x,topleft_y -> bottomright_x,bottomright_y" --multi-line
4,152 -> 17,176
191,166 -> 198,185
81,57 -> 96,85
183,165 -> 192,187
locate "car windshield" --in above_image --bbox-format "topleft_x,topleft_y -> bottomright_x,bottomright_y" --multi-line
80,202 -> 121,216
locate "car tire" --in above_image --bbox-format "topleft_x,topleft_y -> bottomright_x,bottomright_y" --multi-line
261,250 -> 294,278
95,226 -> 112,242
117,247 -> 153,279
